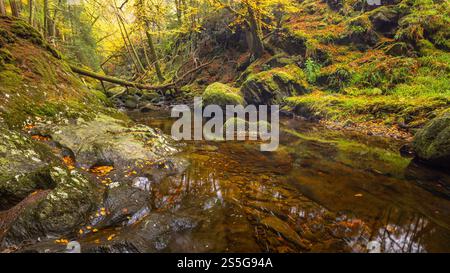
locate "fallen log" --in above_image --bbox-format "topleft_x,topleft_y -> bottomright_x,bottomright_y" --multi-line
69,64 -> 174,91
69,59 -> 213,93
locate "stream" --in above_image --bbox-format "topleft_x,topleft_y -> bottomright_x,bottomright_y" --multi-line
17,109 -> 450,253
122,109 -> 450,253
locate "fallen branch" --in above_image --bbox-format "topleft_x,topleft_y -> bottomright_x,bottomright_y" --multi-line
69,59 -> 213,93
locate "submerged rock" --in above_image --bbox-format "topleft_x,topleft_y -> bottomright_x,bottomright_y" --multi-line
260,216 -> 311,250
413,111 -> 450,169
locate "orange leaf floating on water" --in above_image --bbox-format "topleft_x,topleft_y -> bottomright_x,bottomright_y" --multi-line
90,166 -> 114,176
107,234 -> 116,241
354,193 -> 363,197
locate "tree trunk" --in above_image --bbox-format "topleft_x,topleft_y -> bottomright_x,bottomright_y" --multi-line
145,21 -> 165,82
69,60 -> 212,92
174,0 -> 182,25
0,0 -> 6,16
43,0 -> 49,37
115,8 -> 145,74
246,4 -> 264,59
28,0 -> 34,26
9,0 -> 20,17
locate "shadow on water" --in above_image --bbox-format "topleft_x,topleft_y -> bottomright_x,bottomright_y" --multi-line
38,109 -> 446,253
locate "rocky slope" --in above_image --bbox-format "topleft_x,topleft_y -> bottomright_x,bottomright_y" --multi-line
0,17 -> 188,252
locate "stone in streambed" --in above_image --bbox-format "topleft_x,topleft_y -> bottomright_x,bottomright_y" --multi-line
260,216 -> 311,250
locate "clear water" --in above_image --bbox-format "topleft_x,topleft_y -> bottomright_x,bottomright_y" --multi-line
120,110 -> 450,253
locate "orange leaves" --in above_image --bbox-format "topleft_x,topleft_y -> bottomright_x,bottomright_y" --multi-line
23,124 -> 35,130
63,156 -> 75,170
31,135 -> 50,141
90,165 -> 114,176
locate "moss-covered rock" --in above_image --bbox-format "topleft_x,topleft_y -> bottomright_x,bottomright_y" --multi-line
1,167 -> 100,247
413,110 -> 450,169
0,125 -> 55,210
338,14 -> 379,49
202,82 -> 245,107
0,123 -> 100,247
242,64 -> 310,105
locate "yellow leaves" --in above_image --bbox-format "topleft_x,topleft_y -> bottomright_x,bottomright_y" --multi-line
107,234 -> 116,241
354,193 -> 363,197
79,229 -> 84,235
55,239 -> 69,244
90,165 -> 114,176
100,177 -> 113,186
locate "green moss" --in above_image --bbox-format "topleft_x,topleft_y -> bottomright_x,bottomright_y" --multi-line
10,20 -> 44,46
413,110 -> 450,167
246,64 -> 306,87
395,1 -> 450,49
29,55 -> 57,84
284,128 -> 411,176
203,82 -> 245,107
0,48 -> 14,70
0,67 -> 22,88
285,92 -> 449,127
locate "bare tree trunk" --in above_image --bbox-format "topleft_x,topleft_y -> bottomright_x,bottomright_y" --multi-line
43,0 -> 49,37
9,0 -> 20,17
0,0 -> 6,16
145,21 -> 164,82
246,4 -> 264,58
174,0 -> 182,25
50,0 -> 62,41
28,0 -> 34,26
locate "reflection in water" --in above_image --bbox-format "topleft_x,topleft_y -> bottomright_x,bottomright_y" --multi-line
28,110 -> 446,253
123,110 -> 450,253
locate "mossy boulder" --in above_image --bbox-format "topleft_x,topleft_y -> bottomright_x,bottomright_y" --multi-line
338,15 -> 379,49
202,82 -> 245,108
0,124 -> 100,247
269,30 -> 307,56
413,110 -> 450,169
0,125 -> 55,210
1,167 -> 100,247
241,65 -> 310,105
368,6 -> 399,36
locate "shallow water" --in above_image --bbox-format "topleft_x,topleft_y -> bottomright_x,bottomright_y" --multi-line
122,110 -> 450,253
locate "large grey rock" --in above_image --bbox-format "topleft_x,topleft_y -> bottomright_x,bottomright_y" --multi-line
50,114 -> 179,169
